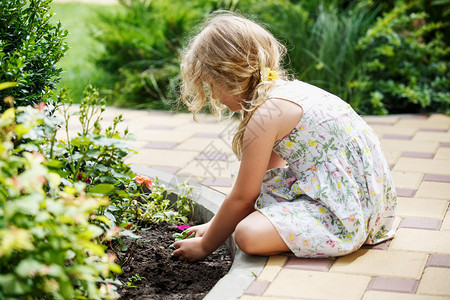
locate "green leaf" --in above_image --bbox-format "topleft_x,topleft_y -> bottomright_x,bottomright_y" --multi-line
120,230 -> 141,240
0,82 -> 17,91
0,274 -> 30,295
87,183 -> 116,196
15,258 -> 43,277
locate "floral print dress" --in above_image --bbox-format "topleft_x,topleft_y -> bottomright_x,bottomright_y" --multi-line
255,80 -> 397,258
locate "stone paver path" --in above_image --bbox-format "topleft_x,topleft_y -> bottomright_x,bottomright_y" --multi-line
69,107 -> 450,299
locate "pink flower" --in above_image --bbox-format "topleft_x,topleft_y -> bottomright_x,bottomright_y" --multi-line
285,176 -> 297,188
176,226 -> 190,231
33,102 -> 45,111
348,214 -> 356,222
302,238 -> 311,247
282,207 -> 290,213
326,237 -> 337,247
310,165 -> 317,172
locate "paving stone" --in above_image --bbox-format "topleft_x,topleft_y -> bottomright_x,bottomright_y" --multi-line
124,149 -> 198,168
145,124 -> 174,130
370,125 -> 417,136
435,148 -> 450,160
363,116 -> 399,124
132,129 -> 194,143
196,152 -> 232,161
417,267 -> 450,296
412,131 -> 450,143
380,140 -> 439,153
416,181 -> 450,200
394,158 -> 450,175
210,186 -> 232,195
132,114 -> 190,127
423,174 -> 450,183
257,255 -> 288,282
426,114 -> 450,127
177,160 -> 233,179
391,171 -> 423,190
243,280 -> 270,296
264,269 -> 370,300
362,291 -> 450,300
399,218 -> 442,230
367,277 -> 419,293
390,228 -> 450,254
174,122 -> 235,136
401,152 -> 435,159
396,118 -> 450,130
395,188 -> 417,197
283,257 -> 333,272
418,128 -> 449,133
330,249 -> 427,279
175,138 -> 233,154
240,296 -> 297,300
123,140 -> 148,152
441,211 -> 450,231
383,134 -> 413,140
396,197 -> 448,219
426,254 -> 450,268
150,166 -> 180,175
193,132 -> 221,138
383,150 -> 402,166
201,177 -> 232,187
441,142 -> 450,147
144,141 -> 178,149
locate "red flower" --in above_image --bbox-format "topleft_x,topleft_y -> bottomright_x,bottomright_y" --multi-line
132,174 -> 153,189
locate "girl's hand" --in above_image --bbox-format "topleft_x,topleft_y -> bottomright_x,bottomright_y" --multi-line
172,237 -> 209,262
186,222 -> 210,237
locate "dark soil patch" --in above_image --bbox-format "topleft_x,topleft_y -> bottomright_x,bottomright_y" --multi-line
116,223 -> 233,299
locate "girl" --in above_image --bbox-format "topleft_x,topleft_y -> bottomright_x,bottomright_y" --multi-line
173,12 -> 396,262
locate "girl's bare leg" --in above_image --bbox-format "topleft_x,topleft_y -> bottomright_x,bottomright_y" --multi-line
234,211 -> 291,256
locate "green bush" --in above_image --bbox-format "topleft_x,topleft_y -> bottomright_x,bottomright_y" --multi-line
0,0 -> 68,113
236,0 -> 380,109
354,1 -> 450,114
47,85 -> 134,187
0,96 -> 120,299
93,0 -> 228,109
92,0 -> 449,115
45,86 -> 196,269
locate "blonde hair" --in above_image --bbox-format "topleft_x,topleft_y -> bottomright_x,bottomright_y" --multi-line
180,11 -> 287,159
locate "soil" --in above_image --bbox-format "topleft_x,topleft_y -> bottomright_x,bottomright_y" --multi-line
115,223 -> 233,299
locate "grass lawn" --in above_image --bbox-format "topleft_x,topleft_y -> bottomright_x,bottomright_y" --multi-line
51,2 -> 120,102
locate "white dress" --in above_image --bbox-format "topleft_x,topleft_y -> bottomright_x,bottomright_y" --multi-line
255,80 -> 397,257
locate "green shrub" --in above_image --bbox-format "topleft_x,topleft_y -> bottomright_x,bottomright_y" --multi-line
354,1 -> 450,114
92,0 -> 448,115
0,91 -> 120,299
51,2 -> 121,102
0,0 -> 68,113
93,0 -> 227,110
236,0 -> 380,108
45,86 -> 196,269
46,85 -> 134,188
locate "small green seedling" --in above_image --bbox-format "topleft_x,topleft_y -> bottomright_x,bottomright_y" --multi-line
125,273 -> 142,289
169,228 -> 195,249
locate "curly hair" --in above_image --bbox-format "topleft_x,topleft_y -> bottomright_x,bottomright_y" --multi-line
180,11 -> 287,159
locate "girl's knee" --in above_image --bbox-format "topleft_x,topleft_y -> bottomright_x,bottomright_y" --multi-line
234,219 -> 258,255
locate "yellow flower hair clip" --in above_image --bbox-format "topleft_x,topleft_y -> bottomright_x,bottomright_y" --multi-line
260,67 -> 279,82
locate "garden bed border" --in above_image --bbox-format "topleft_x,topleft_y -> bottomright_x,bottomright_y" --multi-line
131,165 -> 267,300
